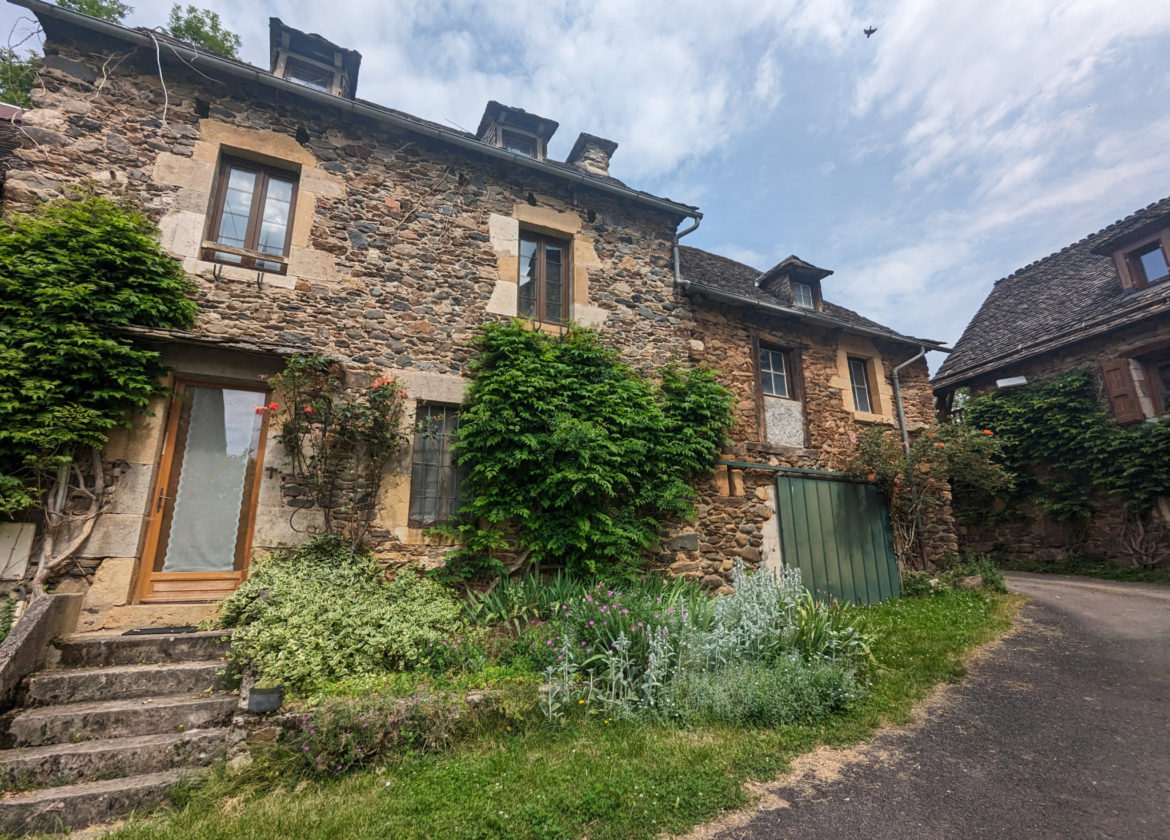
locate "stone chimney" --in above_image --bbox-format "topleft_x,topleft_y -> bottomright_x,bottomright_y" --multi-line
567,133 -> 618,177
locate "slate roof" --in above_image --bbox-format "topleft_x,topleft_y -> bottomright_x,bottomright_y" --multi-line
934,195 -> 1170,389
678,246 -> 943,347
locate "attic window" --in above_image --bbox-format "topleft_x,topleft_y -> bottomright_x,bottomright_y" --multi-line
501,130 -> 538,157
1129,241 -> 1170,286
793,282 -> 814,309
284,57 -> 334,92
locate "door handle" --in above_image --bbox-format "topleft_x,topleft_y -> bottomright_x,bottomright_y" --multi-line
156,490 -> 173,511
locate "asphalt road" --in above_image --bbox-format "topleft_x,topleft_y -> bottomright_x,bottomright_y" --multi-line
704,572 -> 1170,840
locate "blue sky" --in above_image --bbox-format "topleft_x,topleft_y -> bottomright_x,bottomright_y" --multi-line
6,0 -> 1170,361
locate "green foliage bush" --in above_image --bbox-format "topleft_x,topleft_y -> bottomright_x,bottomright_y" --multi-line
667,657 -> 860,726
900,571 -> 936,598
268,356 -> 409,548
218,536 -> 466,694
0,193 -> 196,514
0,48 -> 40,108
848,423 -> 1012,566
442,323 -> 734,580
288,679 -> 541,775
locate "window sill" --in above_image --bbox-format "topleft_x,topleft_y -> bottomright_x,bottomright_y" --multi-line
746,441 -> 818,457
852,410 -> 895,425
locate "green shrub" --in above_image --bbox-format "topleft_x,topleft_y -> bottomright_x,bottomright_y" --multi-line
441,323 -> 734,580
218,536 -> 466,693
937,551 -> 1008,594
667,657 -> 860,726
900,570 -> 936,598
790,593 -> 876,669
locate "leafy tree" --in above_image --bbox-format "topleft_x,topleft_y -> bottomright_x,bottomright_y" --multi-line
441,322 -> 734,581
0,48 -> 39,108
0,193 -> 196,594
57,0 -> 133,22
164,4 -> 241,59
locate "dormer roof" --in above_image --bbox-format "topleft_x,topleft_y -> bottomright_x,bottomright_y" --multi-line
268,17 -> 361,99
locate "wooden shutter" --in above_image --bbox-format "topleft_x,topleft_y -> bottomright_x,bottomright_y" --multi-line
1101,359 -> 1144,423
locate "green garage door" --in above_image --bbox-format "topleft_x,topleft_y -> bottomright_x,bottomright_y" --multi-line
775,475 -> 900,605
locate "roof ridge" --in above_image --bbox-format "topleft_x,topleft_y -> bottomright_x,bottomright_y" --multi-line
996,195 -> 1170,286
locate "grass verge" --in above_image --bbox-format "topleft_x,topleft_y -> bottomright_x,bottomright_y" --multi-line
105,590 -> 1018,840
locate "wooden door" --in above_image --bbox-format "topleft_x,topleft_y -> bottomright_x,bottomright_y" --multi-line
137,380 -> 271,603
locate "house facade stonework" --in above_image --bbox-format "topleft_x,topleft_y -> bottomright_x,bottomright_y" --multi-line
6,1 -> 950,629
935,195 -> 1170,566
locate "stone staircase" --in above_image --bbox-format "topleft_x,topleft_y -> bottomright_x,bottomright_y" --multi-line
0,630 -> 236,836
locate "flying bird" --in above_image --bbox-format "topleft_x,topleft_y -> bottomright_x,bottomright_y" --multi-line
863,26 -> 878,38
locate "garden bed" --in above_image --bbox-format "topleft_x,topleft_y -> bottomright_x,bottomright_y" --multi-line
101,564 -> 1017,840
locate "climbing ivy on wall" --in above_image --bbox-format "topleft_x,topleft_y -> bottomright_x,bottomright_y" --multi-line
439,322 -> 735,581
963,370 -> 1170,521
0,193 -> 196,590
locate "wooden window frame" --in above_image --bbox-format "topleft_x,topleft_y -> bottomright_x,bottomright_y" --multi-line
407,403 -> 467,528
848,356 -> 874,414
518,231 -> 571,325
202,155 -> 300,275
792,281 -> 815,309
1126,239 -> 1170,288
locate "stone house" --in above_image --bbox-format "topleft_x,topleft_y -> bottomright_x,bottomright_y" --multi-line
933,194 -> 1170,564
5,0 -> 949,630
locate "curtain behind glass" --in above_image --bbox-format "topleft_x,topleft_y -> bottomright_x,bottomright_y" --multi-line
161,387 -> 260,573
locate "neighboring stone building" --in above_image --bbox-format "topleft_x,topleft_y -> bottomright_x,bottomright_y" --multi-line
5,0 -> 949,629
934,194 -> 1170,564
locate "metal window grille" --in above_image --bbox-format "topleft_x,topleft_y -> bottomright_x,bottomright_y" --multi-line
408,404 -> 466,526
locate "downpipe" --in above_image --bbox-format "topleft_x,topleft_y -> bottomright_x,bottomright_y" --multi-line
893,345 -> 927,455
672,214 -> 702,289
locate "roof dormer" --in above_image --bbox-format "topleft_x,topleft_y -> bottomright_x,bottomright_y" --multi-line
269,18 -> 361,99
755,255 -> 832,311
475,101 -> 558,161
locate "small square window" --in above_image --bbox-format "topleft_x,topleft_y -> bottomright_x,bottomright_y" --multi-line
203,157 -> 298,274
848,357 -> 873,413
519,232 -> 569,324
1130,242 -> 1170,285
501,129 -> 538,157
284,57 -> 335,93
759,347 -> 790,398
792,282 -> 814,309
408,404 -> 467,527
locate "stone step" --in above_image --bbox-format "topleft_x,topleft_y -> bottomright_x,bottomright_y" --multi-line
0,768 -> 197,835
23,661 -> 228,706
54,630 -> 231,668
0,693 -> 238,748
0,729 -> 228,791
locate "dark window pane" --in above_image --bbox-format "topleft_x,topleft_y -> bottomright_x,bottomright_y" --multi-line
544,244 -> 563,323
502,130 -> 537,156
408,404 -> 467,526
849,358 -> 872,413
